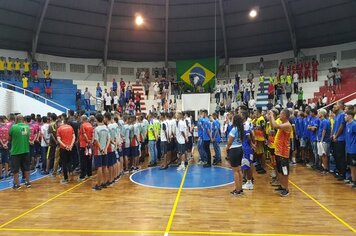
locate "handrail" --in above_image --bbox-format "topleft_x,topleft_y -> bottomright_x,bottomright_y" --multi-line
0,81 -> 69,113
320,91 -> 356,110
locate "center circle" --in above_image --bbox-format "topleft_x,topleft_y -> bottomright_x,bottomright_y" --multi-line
130,165 -> 234,189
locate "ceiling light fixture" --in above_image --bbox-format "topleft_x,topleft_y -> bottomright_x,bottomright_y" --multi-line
249,9 -> 257,18
135,15 -> 144,26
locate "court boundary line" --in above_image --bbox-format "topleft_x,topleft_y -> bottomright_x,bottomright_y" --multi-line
266,164 -> 355,233
129,165 -> 234,190
0,179 -> 89,228
0,227 -> 337,236
164,165 -> 189,236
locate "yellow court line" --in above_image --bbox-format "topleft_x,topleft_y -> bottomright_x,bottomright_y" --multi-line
266,164 -> 355,233
164,165 -> 189,236
288,180 -> 356,234
0,228 -> 336,236
0,179 -> 89,228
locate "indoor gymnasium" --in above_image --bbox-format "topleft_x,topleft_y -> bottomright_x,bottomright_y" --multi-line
0,0 -> 355,236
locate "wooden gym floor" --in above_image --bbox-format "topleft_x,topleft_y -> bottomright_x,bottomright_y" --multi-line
0,147 -> 355,236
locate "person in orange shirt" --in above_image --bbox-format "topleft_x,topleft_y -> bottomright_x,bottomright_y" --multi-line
78,115 -> 94,181
56,120 -> 75,184
269,108 -> 292,197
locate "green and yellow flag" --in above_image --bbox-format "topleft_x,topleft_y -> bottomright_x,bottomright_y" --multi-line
176,58 -> 217,92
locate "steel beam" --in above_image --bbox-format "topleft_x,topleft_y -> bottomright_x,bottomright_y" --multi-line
165,0 -> 169,68
103,0 -> 114,84
32,0 -> 50,59
281,0 -> 298,57
218,0 -> 228,66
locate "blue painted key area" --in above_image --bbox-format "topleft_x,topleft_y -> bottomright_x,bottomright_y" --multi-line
130,165 -> 234,189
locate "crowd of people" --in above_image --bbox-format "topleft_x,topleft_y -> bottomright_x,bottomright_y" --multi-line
1,99 -> 355,195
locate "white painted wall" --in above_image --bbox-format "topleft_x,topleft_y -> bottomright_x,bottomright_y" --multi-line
0,87 -> 62,116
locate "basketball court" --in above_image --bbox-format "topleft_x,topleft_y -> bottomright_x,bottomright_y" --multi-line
0,149 -> 355,236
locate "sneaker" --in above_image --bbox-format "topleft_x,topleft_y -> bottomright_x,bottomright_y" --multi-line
160,165 -> 168,170
230,189 -> 243,196
352,183 -> 356,189
306,163 -> 313,168
177,164 -> 185,171
344,178 -> 352,184
197,160 -> 204,165
77,177 -> 85,182
41,171 -> 49,175
25,182 -> 32,188
242,181 -> 254,190
270,170 -> 277,178
148,162 -> 157,167
12,184 -> 21,190
101,183 -> 107,189
274,186 -> 284,192
290,161 -> 297,166
270,179 -> 280,186
92,185 -> 102,191
203,163 -> 212,168
60,179 -> 69,184
280,189 -> 290,197
213,160 -> 221,165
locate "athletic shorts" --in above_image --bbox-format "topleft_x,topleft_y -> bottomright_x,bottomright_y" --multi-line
15,70 -> 20,75
11,153 -> 30,174
6,70 -> 12,75
123,147 -> 131,157
228,146 -> 243,167
255,141 -> 264,155
117,149 -> 123,158
347,153 -> 356,167
186,136 -> 193,151
317,142 -> 330,156
107,152 -> 115,166
130,146 -> 139,157
177,143 -> 186,154
160,141 -> 168,155
276,155 -> 289,176
0,148 -> 9,164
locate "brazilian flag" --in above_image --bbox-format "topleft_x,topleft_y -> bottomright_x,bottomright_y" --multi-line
176,58 -> 218,92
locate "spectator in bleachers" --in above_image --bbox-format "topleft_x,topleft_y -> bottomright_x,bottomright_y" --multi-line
279,73 -> 285,91
278,62 -> 284,79
330,90 -> 336,104
287,61 -> 291,76
113,92 -> 119,111
311,58 -> 319,81
32,75 -> 40,97
120,78 -> 126,93
250,79 -> 255,99
162,67 -> 166,78
128,99 -> 135,115
143,77 -> 150,97
94,92 -> 103,112
258,73 -> 264,94
239,78 -> 244,102
104,91 -> 112,112
233,80 -> 239,102
112,79 -> 117,93
297,87 -> 304,108
221,81 -> 227,101
215,81 -> 221,104
268,82 -> 274,102
285,81 -> 292,100
276,82 -> 283,106
6,57 -> 13,80
154,68 -> 159,78
304,59 -> 311,82
247,71 -> 254,81
267,99 -> 273,110
259,57 -> 264,73
135,92 -> 141,113
43,66 -> 51,80
14,58 -> 21,81
96,83 -> 102,97
126,81 -> 132,98
286,98 -> 294,109
31,60 -> 39,80
327,68 -> 334,91
335,68 -> 342,91
23,59 -> 30,77
331,56 -> 339,73
0,57 -> 5,80
119,91 -> 125,111
75,89 -> 81,111
322,94 -> 328,107
227,80 -> 233,100
83,87 -> 91,111
21,73 -> 28,90
44,77 -> 52,99
293,70 -> 299,93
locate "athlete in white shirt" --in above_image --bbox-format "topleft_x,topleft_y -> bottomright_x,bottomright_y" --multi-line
176,112 -> 187,171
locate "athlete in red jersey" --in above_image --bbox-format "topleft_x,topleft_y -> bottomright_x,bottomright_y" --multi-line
311,58 -> 319,81
278,62 -> 284,79
304,60 -> 311,82
297,60 -> 303,82
291,62 -> 296,76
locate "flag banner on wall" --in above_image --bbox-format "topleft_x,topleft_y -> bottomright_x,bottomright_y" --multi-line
176,58 -> 217,92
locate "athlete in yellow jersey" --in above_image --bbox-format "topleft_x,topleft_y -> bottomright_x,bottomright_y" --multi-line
14,58 -> 21,81
269,108 -> 292,197
0,57 -> 5,80
23,59 -> 30,76
43,66 -> 51,79
254,108 -> 266,174
6,57 -> 13,80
